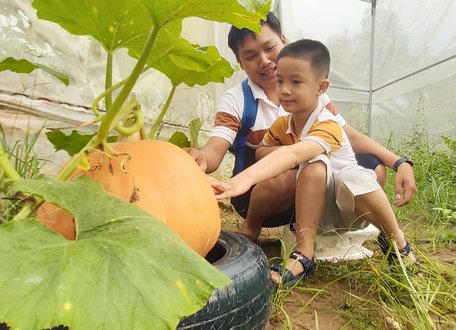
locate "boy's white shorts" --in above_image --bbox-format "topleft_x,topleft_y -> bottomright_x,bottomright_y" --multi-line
298,154 -> 381,234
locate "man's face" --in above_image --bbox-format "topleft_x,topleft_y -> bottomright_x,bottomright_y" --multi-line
276,56 -> 325,114
237,24 -> 286,90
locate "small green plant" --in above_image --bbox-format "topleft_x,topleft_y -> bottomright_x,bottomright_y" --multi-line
0,125 -> 47,223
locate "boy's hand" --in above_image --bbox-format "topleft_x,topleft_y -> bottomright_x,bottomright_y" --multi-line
207,175 -> 254,200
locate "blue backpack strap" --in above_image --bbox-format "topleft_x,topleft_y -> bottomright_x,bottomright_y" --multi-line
232,79 -> 258,175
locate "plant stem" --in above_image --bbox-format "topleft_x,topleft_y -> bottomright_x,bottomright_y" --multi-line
11,200 -> 40,222
105,51 -> 113,110
147,85 -> 177,138
96,25 -> 159,143
0,145 -> 21,180
92,64 -> 153,117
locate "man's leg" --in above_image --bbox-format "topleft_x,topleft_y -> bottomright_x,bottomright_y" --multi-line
356,154 -> 387,187
270,161 -> 327,284
236,169 -> 296,240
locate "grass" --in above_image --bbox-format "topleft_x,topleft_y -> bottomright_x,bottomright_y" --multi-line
269,245 -> 456,329
0,125 -> 47,223
268,134 -> 456,329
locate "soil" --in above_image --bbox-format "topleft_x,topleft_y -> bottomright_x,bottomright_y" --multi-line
219,204 -> 456,330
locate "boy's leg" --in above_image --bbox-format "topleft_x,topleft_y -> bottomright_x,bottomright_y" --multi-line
271,160 -> 327,284
353,190 -> 416,261
335,167 -> 417,262
235,169 -> 296,240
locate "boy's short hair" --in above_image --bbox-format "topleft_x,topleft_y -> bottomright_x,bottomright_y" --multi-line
228,12 -> 282,59
278,39 -> 330,78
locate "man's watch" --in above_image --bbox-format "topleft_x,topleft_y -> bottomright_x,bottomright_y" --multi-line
393,156 -> 413,172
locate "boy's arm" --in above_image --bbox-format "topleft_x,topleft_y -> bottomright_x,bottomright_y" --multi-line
211,140 -> 325,200
343,124 -> 416,206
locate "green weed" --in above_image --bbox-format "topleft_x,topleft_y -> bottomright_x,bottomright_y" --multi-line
0,125 -> 47,223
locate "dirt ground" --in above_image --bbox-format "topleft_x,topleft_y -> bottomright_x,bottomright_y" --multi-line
220,205 -> 456,330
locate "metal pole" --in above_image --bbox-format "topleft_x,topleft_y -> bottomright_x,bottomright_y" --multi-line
367,0 -> 377,136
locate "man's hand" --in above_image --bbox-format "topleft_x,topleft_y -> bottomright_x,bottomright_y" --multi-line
185,137 -> 230,174
394,163 -> 416,207
184,147 -> 208,172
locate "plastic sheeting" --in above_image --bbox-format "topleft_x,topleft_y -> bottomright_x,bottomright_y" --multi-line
0,0 -> 222,174
1,0 -> 455,148
276,0 -> 456,141
0,0 -> 218,134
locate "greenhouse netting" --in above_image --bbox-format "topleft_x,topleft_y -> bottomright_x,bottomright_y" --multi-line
1,0 -> 455,172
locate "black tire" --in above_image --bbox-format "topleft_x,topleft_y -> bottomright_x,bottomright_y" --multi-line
177,231 -> 273,330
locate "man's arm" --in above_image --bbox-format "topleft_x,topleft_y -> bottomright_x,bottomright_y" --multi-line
185,137 -> 231,174
343,124 -> 416,206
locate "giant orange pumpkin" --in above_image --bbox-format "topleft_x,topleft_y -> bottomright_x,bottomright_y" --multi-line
37,140 -> 221,257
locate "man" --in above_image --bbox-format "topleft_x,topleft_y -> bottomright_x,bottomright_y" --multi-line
186,12 -> 416,241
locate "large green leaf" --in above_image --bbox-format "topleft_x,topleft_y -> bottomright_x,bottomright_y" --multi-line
176,52 -> 235,87
32,0 -> 269,49
32,0 -> 151,52
31,0 -> 269,86
139,0 -> 270,30
126,21 -> 235,86
152,41 -> 235,87
0,57 -> 69,85
0,177 -> 230,329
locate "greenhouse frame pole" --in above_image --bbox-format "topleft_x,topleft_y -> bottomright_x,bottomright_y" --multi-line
367,0 -> 377,137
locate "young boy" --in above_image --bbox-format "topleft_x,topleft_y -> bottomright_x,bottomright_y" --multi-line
210,39 -> 417,286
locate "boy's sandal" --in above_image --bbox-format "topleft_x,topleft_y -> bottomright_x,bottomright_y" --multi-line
377,233 -> 422,274
270,250 -> 315,287
377,232 -> 412,261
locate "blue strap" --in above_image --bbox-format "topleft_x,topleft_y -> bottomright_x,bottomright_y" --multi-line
232,79 -> 258,175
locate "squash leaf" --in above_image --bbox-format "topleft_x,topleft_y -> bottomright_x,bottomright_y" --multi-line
0,177 -> 230,330
32,0 -> 269,50
0,57 -> 69,85
189,118 -> 203,149
168,131 -> 191,148
32,0 -> 152,53
139,0 -> 270,29
151,40 -> 236,87
46,130 -> 117,156
32,0 -> 269,86
46,130 -> 95,156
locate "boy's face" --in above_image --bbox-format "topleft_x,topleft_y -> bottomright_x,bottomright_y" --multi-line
237,24 -> 286,91
276,56 -> 328,114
